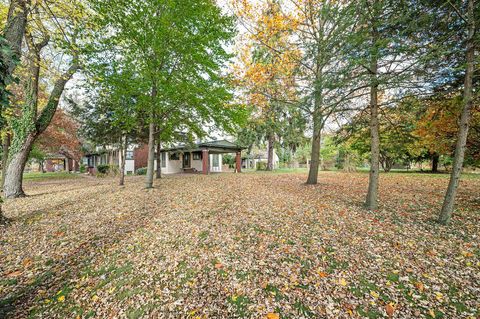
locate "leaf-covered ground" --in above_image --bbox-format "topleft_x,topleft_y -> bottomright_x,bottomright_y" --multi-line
1,171 -> 479,319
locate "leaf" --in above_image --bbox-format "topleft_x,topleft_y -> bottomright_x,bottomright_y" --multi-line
386,303 -> 395,317
339,278 -> 348,286
317,271 -> 328,278
266,313 -> 279,319
370,291 -> 379,298
6,270 -> 22,278
57,295 -> 65,302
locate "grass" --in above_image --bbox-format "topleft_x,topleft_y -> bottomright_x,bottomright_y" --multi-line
22,172 -> 80,181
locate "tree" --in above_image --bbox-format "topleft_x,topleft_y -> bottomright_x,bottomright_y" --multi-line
90,0 -> 244,188
234,0 -> 300,171
2,0 -> 89,198
439,0 -> 478,224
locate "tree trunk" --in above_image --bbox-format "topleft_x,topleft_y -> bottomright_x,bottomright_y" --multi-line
119,135 -> 127,186
145,122 -> 155,188
266,134 -> 274,171
3,63 -> 78,199
1,133 -> 10,188
0,0 -> 28,106
365,56 -> 380,211
431,153 -> 439,173
156,138 -> 161,179
64,157 -> 69,173
439,0 -> 475,225
306,112 -> 322,185
3,133 -> 35,198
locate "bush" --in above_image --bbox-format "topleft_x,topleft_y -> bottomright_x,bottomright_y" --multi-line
97,164 -> 110,174
79,164 -> 86,173
256,161 -> 267,170
136,167 -> 147,175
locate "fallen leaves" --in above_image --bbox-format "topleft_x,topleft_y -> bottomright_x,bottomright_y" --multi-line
0,172 -> 479,318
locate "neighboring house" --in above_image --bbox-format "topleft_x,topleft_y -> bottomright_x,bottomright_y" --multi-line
84,140 -> 244,175
242,146 -> 280,170
27,153 -> 80,173
83,144 -> 137,175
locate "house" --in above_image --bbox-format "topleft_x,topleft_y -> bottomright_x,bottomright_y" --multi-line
160,140 -> 244,174
242,146 -> 280,170
84,140 -> 244,175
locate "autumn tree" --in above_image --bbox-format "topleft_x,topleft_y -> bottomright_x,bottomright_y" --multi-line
438,0 -> 478,224
233,0 -> 300,171
2,0 -> 90,198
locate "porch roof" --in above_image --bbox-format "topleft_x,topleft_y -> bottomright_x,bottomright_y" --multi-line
161,140 -> 244,154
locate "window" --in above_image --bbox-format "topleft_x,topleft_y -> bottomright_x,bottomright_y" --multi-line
193,152 -> 202,160
169,152 -> 180,160
212,154 -> 219,168
161,152 -> 166,167
126,151 -> 134,160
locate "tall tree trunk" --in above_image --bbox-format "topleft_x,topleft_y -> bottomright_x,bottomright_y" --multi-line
266,134 -> 274,171
156,138 -> 161,179
64,157 -> 69,173
1,133 -> 10,188
145,82 -> 157,188
365,56 -> 380,211
431,153 -> 439,173
119,135 -> 127,186
439,0 -> 476,225
145,122 -> 155,188
306,111 -> 322,185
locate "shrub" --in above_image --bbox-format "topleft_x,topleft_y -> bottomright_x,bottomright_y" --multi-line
256,161 -> 267,170
136,167 -> 147,175
97,164 -> 110,174
79,164 -> 86,173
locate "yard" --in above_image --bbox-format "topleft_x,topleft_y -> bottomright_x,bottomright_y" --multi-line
0,172 -> 479,318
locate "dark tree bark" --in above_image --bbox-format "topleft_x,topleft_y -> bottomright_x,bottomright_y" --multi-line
439,0 -> 476,224
1,133 -> 10,188
365,54 -> 380,211
266,133 -> 274,171
155,138 -> 161,179
431,153 -> 439,173
119,135 -> 127,186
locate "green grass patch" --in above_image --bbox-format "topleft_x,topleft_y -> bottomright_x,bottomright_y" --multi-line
22,172 -> 79,181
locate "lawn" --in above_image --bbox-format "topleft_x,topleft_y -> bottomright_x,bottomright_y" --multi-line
0,172 -> 479,318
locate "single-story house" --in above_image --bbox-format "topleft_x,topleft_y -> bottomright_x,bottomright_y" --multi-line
160,140 -> 244,174
83,140 -> 244,175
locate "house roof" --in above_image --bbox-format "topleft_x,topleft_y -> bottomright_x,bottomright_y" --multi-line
161,139 -> 244,153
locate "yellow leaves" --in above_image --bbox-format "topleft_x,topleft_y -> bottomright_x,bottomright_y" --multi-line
91,295 -> 99,301
434,292 -> 443,301
461,251 -> 473,258
370,291 -> 379,298
57,295 -> 65,302
338,278 -> 348,286
428,309 -> 436,318
266,313 -> 279,319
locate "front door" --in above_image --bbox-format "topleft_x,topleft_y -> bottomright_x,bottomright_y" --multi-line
183,152 -> 191,168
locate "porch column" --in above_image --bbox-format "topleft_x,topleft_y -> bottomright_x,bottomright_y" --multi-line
235,151 -> 242,173
202,149 -> 209,174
